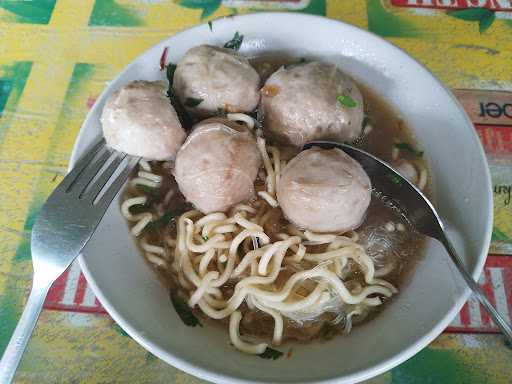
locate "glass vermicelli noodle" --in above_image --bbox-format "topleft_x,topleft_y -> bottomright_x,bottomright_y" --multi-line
111,50 -> 430,357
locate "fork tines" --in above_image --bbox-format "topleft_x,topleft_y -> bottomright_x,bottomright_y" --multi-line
55,137 -> 140,206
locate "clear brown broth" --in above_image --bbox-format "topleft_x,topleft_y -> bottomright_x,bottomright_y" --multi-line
123,55 -> 428,345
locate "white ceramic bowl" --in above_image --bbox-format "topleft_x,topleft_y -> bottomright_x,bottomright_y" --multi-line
71,13 -> 492,384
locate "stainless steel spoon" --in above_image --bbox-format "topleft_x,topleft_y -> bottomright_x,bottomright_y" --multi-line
304,141 -> 512,345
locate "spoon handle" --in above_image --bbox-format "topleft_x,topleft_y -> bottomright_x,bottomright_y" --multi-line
440,234 -> 512,344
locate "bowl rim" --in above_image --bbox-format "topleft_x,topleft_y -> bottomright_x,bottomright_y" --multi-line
72,12 -> 493,384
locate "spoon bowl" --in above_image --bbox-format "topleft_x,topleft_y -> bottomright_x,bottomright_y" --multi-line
304,141 -> 512,345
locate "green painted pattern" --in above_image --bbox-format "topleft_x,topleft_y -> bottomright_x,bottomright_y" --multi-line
21,63 -> 96,235
179,0 -> 222,19
492,227 -> 510,242
391,348 -> 488,383
0,260 -> 31,355
0,61 -> 33,353
0,62 -> 96,354
291,0 -> 325,16
0,0 -> 56,24
89,0 -> 143,26
179,0 -> 325,19
367,0 -> 419,38
113,323 -> 129,337
0,62 -> 33,145
13,238 -> 31,263
0,80 -> 12,115
447,7 -> 497,34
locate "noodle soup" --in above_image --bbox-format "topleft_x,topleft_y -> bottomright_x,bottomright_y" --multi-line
118,55 -> 428,357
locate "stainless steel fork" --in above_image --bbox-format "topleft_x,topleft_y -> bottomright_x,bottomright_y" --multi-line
0,137 -> 139,383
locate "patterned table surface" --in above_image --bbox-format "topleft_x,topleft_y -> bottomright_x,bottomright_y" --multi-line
0,1 -> 511,383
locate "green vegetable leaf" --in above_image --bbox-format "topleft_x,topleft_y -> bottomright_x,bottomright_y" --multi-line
170,292 -> 202,327
259,347 -> 284,360
224,31 -> 244,51
166,63 -> 177,84
208,20 -> 213,31
165,63 -> 194,129
144,209 -> 187,233
479,11 -> 495,33
337,94 -> 358,108
152,211 -> 177,227
447,7 -> 493,21
184,97 -> 204,108
202,235 -> 209,241
394,142 -> 424,157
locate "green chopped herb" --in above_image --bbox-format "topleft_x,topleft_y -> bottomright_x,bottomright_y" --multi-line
223,31 -> 244,51
184,97 -> 204,108
259,347 -> 283,360
208,20 -> 213,31
170,292 -> 202,327
394,142 -> 424,157
388,174 -> 402,186
202,235 -> 209,241
337,94 -> 358,108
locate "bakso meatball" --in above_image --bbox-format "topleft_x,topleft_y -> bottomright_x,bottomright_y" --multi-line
173,45 -> 260,117
277,147 -> 371,233
260,61 -> 364,147
101,80 -> 186,160
174,119 -> 261,213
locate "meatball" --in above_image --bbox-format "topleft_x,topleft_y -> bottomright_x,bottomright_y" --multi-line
174,119 -> 261,213
277,147 -> 371,233
173,45 -> 260,117
101,80 -> 186,160
260,61 -> 364,147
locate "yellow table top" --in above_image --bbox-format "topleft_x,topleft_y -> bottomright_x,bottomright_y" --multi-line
0,1 -> 511,383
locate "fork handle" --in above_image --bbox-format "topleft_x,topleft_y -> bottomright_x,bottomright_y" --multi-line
440,234 -> 512,344
0,276 -> 52,383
